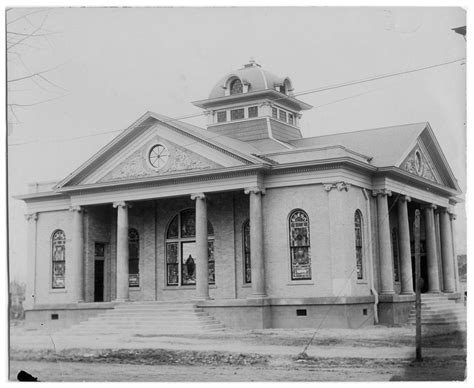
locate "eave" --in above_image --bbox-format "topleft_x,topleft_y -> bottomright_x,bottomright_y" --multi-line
192,89 -> 313,111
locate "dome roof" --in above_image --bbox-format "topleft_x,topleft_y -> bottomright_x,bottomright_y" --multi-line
208,60 -> 293,99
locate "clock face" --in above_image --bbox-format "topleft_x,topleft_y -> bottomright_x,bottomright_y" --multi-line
148,144 -> 170,169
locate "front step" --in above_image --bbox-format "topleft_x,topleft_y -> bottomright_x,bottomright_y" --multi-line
59,301 -> 225,336
407,294 -> 466,326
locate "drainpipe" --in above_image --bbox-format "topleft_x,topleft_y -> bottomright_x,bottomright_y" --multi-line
363,188 -> 379,324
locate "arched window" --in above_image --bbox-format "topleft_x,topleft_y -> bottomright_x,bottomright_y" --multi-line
354,210 -> 364,280
165,209 -> 215,286
51,229 -> 66,288
289,209 -> 311,280
128,228 -> 139,287
243,220 -> 251,284
230,78 -> 243,95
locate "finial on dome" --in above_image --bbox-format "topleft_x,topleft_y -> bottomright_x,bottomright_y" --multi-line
244,58 -> 261,68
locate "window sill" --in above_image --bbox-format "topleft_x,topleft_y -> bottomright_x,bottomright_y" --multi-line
286,281 -> 314,286
129,287 -> 141,291
356,280 -> 369,285
49,289 -> 67,294
241,284 -> 252,288
163,285 -> 217,291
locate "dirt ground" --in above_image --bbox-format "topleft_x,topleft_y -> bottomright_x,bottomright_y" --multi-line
8,323 -> 467,382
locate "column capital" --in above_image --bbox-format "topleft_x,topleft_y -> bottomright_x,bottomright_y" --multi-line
323,182 -> 351,192
399,195 -> 411,203
244,186 -> 266,195
69,205 -> 82,213
449,212 -> 457,220
422,203 -> 437,210
24,212 -> 38,222
113,201 -> 131,209
190,192 -> 206,201
372,189 -> 392,197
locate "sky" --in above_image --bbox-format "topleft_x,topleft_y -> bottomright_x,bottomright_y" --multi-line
5,6 -> 466,283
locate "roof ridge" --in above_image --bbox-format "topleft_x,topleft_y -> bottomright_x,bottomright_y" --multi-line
297,121 -> 428,142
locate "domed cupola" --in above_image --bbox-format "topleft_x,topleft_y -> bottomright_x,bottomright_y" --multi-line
192,60 -> 312,144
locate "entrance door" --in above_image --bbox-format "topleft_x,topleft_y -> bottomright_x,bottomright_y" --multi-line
94,260 -> 104,302
94,242 -> 106,302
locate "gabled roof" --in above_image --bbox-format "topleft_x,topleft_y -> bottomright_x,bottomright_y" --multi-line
55,111 -> 271,189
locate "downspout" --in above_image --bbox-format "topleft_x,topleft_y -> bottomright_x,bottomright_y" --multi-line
363,188 -> 379,324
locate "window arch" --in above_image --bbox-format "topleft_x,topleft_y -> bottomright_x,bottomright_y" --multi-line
51,229 -> 66,288
354,210 -> 364,280
230,78 -> 243,95
128,228 -> 139,287
243,220 -> 251,284
165,209 -> 215,286
289,209 -> 311,280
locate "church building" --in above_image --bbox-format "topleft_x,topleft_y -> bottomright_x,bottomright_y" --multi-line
18,60 -> 462,330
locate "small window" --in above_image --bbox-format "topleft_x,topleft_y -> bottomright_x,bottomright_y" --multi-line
272,107 -> 278,118
52,230 -> 66,289
230,79 -> 243,95
217,111 -> 227,123
230,108 -> 244,121
279,110 -> 287,122
248,106 -> 258,118
288,114 -> 294,125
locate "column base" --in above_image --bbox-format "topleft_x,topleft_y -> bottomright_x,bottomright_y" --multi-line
380,291 -> 395,295
400,292 -> 415,296
426,290 -> 441,294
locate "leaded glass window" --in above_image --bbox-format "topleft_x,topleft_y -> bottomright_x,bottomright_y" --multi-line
165,209 -> 215,286
354,210 -> 364,280
279,110 -> 287,122
243,220 -> 251,284
289,210 -> 311,280
217,111 -> 227,123
230,79 -> 243,94
272,107 -> 278,118
392,228 -> 400,282
230,108 -> 244,121
248,106 -> 258,118
128,228 -> 139,287
52,230 -> 66,289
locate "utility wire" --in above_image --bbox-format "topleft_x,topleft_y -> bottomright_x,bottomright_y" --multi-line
8,56 -> 465,147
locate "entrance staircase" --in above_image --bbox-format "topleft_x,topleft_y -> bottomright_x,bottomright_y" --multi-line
407,294 -> 466,328
60,301 -> 225,336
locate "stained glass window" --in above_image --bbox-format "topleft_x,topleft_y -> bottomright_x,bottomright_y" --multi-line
165,209 -> 215,286
243,220 -> 251,284
248,106 -> 258,118
392,228 -> 400,282
354,210 -> 363,280
128,228 -> 139,287
230,108 -> 244,121
289,210 -> 311,280
230,79 -> 243,94
52,230 -> 66,288
217,111 -> 227,123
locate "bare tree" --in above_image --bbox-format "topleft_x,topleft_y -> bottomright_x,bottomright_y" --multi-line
6,8 -> 66,135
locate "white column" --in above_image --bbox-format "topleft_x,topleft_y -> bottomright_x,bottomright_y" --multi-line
191,193 -> 209,300
440,209 -> 456,292
374,189 -> 395,295
245,187 -> 266,297
424,204 -> 441,293
397,196 -> 414,294
69,206 -> 84,302
24,213 -> 38,310
450,212 -> 460,292
113,201 -> 130,302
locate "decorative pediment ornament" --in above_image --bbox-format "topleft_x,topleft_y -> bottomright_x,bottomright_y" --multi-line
402,146 -> 438,183
99,139 -> 222,183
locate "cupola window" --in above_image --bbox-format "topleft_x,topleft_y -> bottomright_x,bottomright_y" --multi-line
230,108 -> 244,121
217,111 -> 227,123
230,79 -> 243,95
248,106 -> 258,118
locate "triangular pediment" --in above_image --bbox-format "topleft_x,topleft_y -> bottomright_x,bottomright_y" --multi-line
56,112 -> 261,188
397,124 -> 460,191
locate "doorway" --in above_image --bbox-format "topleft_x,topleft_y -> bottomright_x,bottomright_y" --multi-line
94,242 -> 106,302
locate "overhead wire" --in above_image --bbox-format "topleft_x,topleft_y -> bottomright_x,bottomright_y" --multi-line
7,56 -> 465,147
